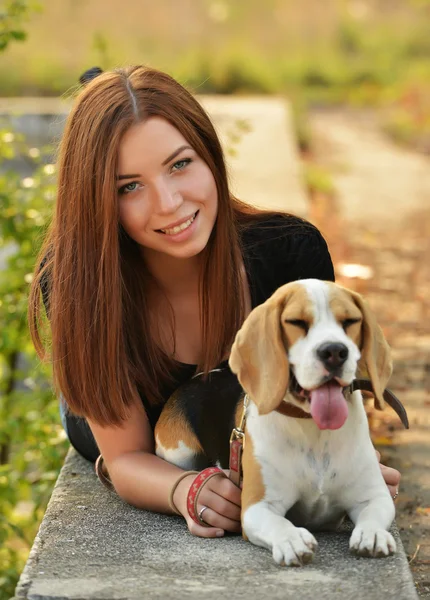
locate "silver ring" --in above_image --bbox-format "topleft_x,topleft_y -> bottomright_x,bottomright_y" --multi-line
393,489 -> 399,501
198,505 -> 209,525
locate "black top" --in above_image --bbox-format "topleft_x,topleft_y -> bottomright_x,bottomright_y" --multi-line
42,214 -> 334,430
241,214 -> 334,307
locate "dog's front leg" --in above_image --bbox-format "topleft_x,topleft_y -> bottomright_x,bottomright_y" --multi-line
348,493 -> 396,557
345,453 -> 397,558
241,435 -> 317,566
243,501 -> 318,566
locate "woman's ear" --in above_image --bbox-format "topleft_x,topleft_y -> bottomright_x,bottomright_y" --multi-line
229,292 -> 289,415
349,290 -> 392,410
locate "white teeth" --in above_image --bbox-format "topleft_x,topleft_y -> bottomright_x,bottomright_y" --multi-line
161,213 -> 196,235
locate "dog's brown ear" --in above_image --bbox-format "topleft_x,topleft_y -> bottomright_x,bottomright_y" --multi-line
229,292 -> 289,415
349,290 -> 392,410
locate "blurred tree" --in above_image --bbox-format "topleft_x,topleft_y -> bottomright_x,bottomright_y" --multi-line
0,0 -> 40,51
0,138 -> 67,598
0,2 -> 68,598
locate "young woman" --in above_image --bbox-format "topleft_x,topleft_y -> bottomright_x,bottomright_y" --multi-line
29,65 -> 400,539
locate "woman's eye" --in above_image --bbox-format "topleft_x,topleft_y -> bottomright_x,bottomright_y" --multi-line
118,182 -> 140,195
171,158 -> 191,172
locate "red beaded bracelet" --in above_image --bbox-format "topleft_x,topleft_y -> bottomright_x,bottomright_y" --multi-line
186,467 -> 226,526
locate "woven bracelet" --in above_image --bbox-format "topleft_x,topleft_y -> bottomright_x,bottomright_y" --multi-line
168,471 -> 199,515
95,455 -> 115,492
186,467 -> 226,526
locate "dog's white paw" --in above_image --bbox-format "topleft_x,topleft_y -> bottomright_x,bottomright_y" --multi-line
272,526 -> 318,566
350,526 -> 397,557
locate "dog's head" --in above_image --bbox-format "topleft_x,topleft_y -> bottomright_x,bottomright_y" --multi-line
228,279 -> 392,430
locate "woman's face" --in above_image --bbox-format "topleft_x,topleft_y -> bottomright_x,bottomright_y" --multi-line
117,117 -> 218,261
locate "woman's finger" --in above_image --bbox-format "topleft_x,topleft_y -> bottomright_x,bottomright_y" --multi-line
380,463 -> 401,487
198,486 -> 241,521
189,474 -> 242,532
187,517 -> 225,538
222,468 -> 244,492
209,494 -> 241,521
388,484 -> 399,500
375,450 -> 401,495
196,480 -> 241,523
195,485 -> 241,530
208,474 -> 242,507
194,506 -> 242,533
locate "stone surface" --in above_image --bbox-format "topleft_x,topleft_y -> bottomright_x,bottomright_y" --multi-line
308,108 -> 430,228
14,450 -> 418,600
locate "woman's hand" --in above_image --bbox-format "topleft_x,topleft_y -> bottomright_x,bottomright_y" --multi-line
376,450 -> 401,499
173,471 -> 241,538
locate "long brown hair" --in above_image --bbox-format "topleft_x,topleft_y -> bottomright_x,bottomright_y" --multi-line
28,65 -> 265,425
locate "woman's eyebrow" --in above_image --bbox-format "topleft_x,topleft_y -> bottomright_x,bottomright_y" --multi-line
161,145 -> 192,165
116,145 -> 193,180
117,173 -> 140,181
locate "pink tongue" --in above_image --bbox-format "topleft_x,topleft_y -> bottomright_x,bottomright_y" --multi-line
310,381 -> 348,430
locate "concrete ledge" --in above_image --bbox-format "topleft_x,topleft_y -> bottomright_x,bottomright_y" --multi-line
14,449 -> 418,600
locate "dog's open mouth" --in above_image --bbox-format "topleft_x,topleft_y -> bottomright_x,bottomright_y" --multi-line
289,373 -> 349,430
290,373 -> 312,402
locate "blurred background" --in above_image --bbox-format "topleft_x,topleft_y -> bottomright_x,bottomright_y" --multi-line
2,0 -> 430,147
0,1 -> 429,597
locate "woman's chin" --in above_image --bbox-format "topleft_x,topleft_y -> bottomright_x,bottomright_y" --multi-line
162,240 -> 208,260
142,236 -> 209,262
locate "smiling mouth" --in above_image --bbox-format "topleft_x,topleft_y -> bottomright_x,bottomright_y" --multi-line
156,211 -> 198,235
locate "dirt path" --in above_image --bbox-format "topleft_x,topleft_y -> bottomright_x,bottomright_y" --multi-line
307,108 -> 430,597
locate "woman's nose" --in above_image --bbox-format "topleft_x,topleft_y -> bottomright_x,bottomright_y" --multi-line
152,179 -> 182,214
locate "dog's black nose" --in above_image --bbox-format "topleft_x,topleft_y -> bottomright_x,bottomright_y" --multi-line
317,343 -> 349,371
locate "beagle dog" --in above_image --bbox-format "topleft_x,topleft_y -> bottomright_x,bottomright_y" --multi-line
155,279 -> 397,566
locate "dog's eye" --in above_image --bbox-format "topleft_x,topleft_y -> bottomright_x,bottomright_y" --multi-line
285,319 -> 309,333
342,318 -> 361,331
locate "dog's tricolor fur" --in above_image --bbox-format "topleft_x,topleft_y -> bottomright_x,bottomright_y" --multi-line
155,279 -> 396,565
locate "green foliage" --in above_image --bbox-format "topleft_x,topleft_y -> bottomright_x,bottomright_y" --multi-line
0,4 -> 69,595
0,1 -> 428,101
303,163 -> 335,196
0,1 -> 428,150
0,0 -> 40,52
382,85 -> 430,153
0,132 -> 68,599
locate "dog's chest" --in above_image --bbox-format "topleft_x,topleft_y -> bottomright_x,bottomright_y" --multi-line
246,408 -> 357,528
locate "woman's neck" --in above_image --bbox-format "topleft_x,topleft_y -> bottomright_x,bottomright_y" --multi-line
142,248 -> 203,297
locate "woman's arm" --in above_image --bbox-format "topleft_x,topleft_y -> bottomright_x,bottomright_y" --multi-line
87,402 -> 241,537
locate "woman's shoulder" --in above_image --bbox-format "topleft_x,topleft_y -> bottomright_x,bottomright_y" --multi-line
240,212 -> 324,252
240,211 -> 335,284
